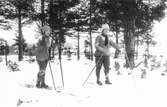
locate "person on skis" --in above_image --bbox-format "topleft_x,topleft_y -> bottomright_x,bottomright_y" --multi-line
35,25 -> 51,88
94,24 -> 121,85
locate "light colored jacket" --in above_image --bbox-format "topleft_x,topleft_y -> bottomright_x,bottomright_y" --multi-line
94,34 -> 119,56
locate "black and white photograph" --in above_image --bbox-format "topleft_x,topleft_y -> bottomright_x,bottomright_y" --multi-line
0,0 -> 167,107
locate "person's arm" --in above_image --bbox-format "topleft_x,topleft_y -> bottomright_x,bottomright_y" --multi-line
109,39 -> 121,51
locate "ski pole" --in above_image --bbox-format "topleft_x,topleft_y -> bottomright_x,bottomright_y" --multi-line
82,54 -> 103,86
59,58 -> 64,88
57,40 -> 64,88
48,61 -> 56,90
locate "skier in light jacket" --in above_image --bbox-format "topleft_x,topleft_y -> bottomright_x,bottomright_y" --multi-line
94,24 -> 121,85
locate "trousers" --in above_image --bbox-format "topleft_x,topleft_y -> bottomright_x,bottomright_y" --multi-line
36,59 -> 48,88
95,56 -> 110,81
37,59 -> 48,72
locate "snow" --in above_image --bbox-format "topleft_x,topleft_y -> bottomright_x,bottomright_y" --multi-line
1,9 -> 167,107
1,55 -> 167,107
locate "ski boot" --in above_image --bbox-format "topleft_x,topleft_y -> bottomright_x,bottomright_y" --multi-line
41,73 -> 49,89
105,77 -> 112,85
97,81 -> 103,86
36,72 -> 42,88
36,71 -> 46,88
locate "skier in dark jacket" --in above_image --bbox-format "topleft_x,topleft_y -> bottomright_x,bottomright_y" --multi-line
94,24 -> 121,85
35,25 -> 51,88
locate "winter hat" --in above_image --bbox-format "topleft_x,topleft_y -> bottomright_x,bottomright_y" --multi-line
101,24 -> 110,32
42,25 -> 51,37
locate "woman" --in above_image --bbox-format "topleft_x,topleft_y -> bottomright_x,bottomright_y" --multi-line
94,24 -> 121,85
35,25 -> 51,88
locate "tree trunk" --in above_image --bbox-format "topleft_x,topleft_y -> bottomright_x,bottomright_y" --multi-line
41,0 -> 45,26
51,40 -> 55,59
144,39 -> 149,67
89,0 -> 93,61
124,17 -> 135,69
18,8 -> 23,61
49,0 -> 54,59
114,23 -> 119,58
77,29 -> 80,60
136,35 -> 139,59
5,41 -> 8,65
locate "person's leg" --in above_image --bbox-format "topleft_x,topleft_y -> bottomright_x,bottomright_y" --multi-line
36,71 -> 41,88
103,56 -> 112,84
37,70 -> 45,88
43,60 -> 48,71
36,60 -> 48,88
95,56 -> 103,85
36,61 -> 44,88
41,60 -> 49,88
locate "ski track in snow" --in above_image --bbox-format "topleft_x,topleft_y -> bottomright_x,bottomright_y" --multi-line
1,55 -> 167,107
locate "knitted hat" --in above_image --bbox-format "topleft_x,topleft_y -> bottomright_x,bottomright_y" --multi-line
42,25 -> 51,36
101,24 -> 110,32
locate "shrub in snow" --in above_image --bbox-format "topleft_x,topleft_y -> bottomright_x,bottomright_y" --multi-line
150,56 -> 161,71
161,60 -> 167,76
114,61 -> 120,75
7,60 -> 20,72
140,68 -> 147,79
26,58 -> 35,63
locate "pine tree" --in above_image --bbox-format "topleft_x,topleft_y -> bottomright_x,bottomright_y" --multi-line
67,0 -> 92,60
13,35 -> 27,55
67,0 -> 103,60
0,0 -> 12,30
2,0 -> 35,61
48,0 -> 80,60
94,0 -> 167,69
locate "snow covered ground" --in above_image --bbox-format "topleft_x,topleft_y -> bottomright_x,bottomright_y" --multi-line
1,55 -> 167,107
